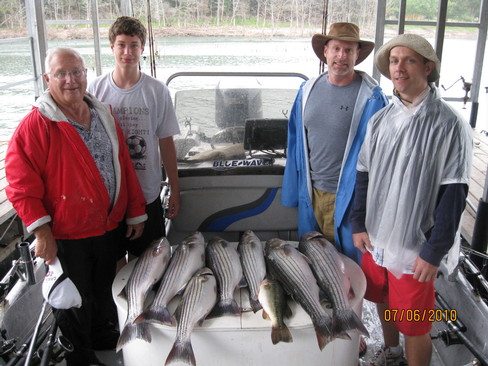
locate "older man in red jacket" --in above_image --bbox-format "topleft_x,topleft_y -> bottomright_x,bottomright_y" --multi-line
6,47 -> 147,366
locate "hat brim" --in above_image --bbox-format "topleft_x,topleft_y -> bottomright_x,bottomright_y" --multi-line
312,33 -> 375,65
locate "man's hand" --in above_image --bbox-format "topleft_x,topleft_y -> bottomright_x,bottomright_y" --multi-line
413,257 -> 438,282
126,222 -> 145,240
34,224 -> 58,265
352,232 -> 373,253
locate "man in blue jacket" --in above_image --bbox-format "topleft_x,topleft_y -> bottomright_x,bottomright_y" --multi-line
281,22 -> 388,264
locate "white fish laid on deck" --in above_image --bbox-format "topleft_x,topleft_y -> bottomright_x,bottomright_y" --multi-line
206,237 -> 243,317
265,238 -> 337,351
299,231 -> 369,337
258,277 -> 293,345
116,237 -> 171,352
238,230 -> 267,312
165,267 -> 217,366
141,231 -> 206,326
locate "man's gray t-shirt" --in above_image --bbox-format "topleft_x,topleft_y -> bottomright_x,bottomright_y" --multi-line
303,74 -> 361,193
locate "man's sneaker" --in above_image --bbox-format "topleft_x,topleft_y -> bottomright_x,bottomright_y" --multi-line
367,345 -> 408,366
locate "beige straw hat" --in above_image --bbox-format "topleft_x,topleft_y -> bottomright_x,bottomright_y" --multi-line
311,22 -> 375,65
375,33 -> 441,82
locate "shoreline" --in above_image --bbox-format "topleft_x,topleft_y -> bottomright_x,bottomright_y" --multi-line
0,25 -> 477,41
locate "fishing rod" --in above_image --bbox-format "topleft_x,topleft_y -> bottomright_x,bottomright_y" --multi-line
18,242 -> 35,286
319,0 -> 329,74
23,301 -> 48,366
147,0 -> 157,78
39,317 -> 73,366
1,241 -> 37,300
5,308 -> 51,366
434,292 -> 488,366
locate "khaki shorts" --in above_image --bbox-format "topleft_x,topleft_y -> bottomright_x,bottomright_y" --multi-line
312,187 -> 336,243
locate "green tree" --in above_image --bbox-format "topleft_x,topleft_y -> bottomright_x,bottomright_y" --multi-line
448,0 -> 481,22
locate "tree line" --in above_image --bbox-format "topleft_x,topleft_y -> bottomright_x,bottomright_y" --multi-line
0,0 -> 483,33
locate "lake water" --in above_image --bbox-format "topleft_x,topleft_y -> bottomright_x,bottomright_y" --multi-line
1,36 -> 487,140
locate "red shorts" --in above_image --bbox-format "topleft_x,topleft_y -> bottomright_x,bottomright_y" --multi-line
361,253 -> 435,336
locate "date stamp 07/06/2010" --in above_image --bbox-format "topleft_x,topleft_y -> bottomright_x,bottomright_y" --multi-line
383,309 -> 457,323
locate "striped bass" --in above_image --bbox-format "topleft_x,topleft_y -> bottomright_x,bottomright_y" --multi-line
264,238 -> 333,350
238,230 -> 266,312
258,278 -> 293,345
116,237 -> 171,352
141,231 -> 206,326
206,237 -> 243,317
165,267 -> 217,366
299,231 -> 369,337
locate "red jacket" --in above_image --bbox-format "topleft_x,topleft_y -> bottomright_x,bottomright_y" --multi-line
5,92 -> 147,239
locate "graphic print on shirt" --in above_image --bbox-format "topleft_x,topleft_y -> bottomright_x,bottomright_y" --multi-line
112,105 -> 150,171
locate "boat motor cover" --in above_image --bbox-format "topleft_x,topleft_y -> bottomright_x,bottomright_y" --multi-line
42,257 -> 82,309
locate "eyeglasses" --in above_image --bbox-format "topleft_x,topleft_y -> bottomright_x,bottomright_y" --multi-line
49,69 -> 87,80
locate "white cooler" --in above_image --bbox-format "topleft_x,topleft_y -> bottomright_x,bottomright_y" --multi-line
112,245 -> 366,366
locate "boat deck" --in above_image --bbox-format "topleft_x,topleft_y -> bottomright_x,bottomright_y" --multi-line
0,132 -> 487,247
462,131 -> 488,244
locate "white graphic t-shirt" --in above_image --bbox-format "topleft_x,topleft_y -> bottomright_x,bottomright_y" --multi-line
89,72 -> 180,203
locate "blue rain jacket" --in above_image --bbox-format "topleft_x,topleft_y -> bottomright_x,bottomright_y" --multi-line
281,71 -> 388,263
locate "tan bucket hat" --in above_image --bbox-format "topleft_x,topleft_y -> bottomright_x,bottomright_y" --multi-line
311,22 -> 375,65
375,33 -> 441,82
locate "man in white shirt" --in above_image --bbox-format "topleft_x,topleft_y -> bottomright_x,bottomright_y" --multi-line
351,34 -> 472,366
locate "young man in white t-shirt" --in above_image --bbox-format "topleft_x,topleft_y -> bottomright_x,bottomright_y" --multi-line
89,16 -> 181,270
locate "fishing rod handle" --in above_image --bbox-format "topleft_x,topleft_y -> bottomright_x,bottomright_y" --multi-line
18,242 -> 36,286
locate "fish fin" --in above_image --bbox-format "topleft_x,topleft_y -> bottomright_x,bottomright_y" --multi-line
174,286 -> 184,296
140,306 -> 176,327
271,324 -> 293,344
196,311 -> 213,326
250,298 -> 262,313
333,309 -> 370,337
240,275 -> 249,288
347,285 -> 356,301
116,321 -> 151,352
207,298 -> 241,318
318,289 -> 332,306
165,340 -> 196,366
314,320 -> 333,351
117,286 -> 127,300
238,276 -> 247,288
283,302 -> 293,319
262,309 -> 270,320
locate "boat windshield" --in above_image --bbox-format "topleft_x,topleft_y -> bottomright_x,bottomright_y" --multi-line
167,72 -> 307,176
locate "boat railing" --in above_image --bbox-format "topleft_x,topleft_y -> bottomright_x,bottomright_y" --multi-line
166,71 -> 309,86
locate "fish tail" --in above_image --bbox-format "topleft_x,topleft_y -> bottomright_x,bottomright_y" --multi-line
333,309 -> 370,337
208,299 -> 241,318
165,340 -> 196,366
140,306 -> 176,327
271,324 -> 293,344
314,320 -> 333,351
250,298 -> 263,313
116,321 -> 151,352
